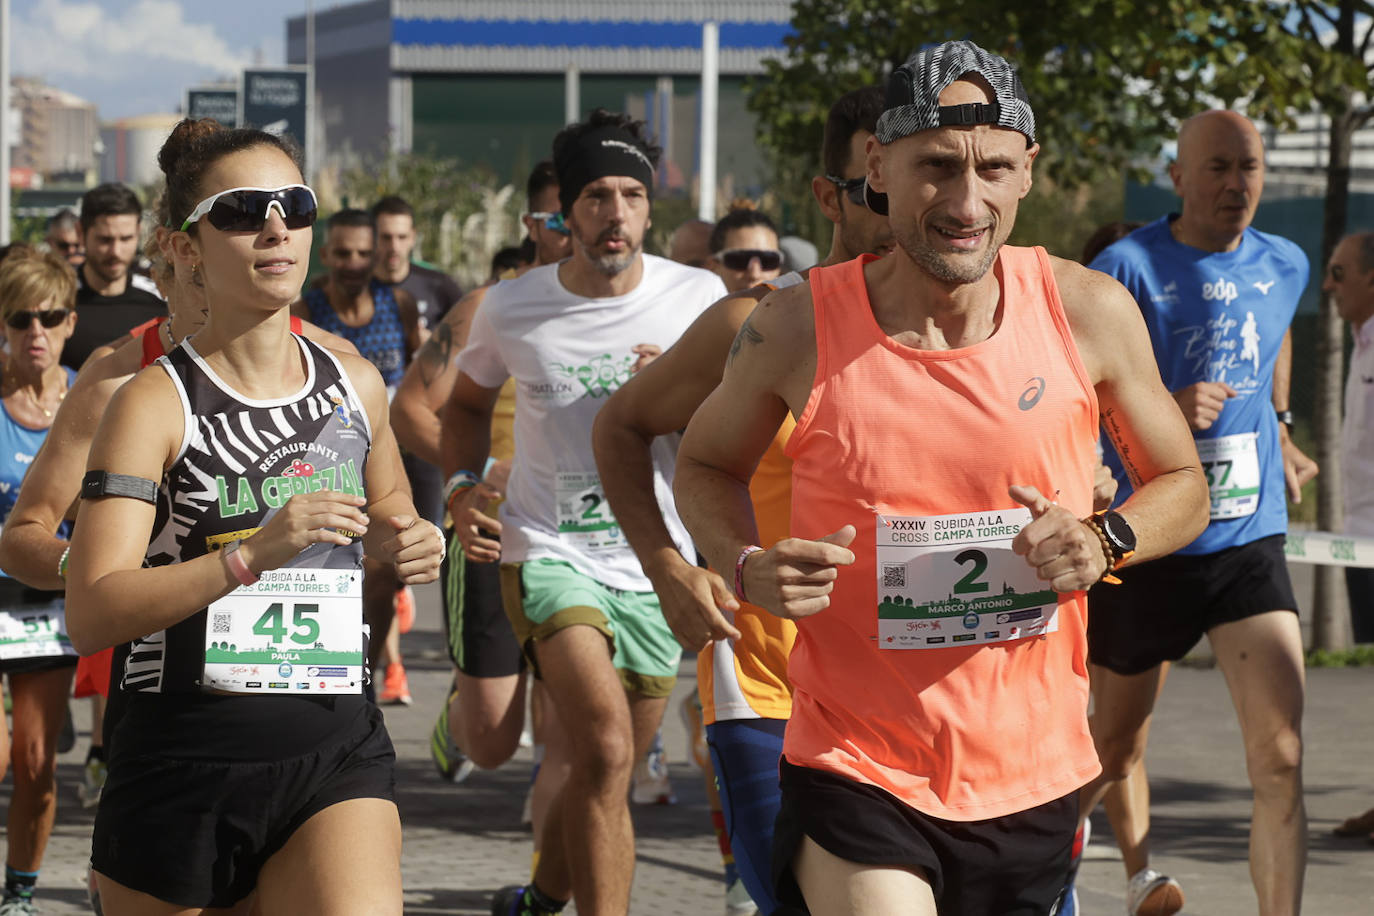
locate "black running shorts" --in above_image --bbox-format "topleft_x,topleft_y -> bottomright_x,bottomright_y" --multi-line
772,758 -> 1077,915
440,527 -> 525,679
92,699 -> 395,907
1087,533 -> 1298,676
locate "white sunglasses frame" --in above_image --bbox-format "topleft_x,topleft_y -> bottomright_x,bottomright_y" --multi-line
178,184 -> 319,232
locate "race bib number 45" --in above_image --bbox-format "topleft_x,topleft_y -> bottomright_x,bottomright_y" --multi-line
556,471 -> 626,551
876,508 -> 1058,649
203,567 -> 364,694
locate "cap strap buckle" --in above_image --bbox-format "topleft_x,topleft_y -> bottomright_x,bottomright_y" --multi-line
938,102 -> 1001,127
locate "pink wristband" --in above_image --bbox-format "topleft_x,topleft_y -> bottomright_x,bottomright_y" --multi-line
734,545 -> 763,603
223,543 -> 259,586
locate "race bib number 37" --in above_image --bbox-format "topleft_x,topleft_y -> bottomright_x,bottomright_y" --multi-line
203,567 -> 364,694
1196,433 -> 1261,520
876,508 -> 1059,649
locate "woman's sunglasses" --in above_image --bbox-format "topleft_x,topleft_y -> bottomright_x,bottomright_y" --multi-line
5,308 -> 72,331
179,185 -> 319,233
527,211 -> 571,235
715,249 -> 784,272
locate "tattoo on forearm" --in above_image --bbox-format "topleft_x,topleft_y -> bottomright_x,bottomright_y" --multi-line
727,315 -> 764,365
418,320 -> 458,387
1102,408 -> 1145,488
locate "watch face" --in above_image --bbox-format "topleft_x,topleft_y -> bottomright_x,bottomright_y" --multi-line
1103,511 -> 1137,552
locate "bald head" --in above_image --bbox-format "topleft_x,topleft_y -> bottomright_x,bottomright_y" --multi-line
1169,110 -> 1265,252
670,219 -> 715,268
1176,110 -> 1263,166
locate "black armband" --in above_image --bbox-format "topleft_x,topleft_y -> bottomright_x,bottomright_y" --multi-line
81,471 -> 159,505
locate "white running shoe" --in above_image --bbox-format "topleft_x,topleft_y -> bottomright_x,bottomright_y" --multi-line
1126,867 -> 1184,916
78,757 -> 107,809
629,731 -> 676,805
725,877 -> 757,916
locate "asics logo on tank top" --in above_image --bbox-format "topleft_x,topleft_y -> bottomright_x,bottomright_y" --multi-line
1202,276 -> 1239,306
1253,280 -> 1276,295
1018,376 -> 1047,411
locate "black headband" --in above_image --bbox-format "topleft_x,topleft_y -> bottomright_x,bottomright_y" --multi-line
557,126 -> 655,215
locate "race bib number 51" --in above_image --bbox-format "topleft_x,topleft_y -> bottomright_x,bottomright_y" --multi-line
203,567 -> 364,694
876,508 -> 1059,649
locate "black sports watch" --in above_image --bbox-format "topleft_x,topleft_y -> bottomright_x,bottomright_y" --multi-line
1096,510 -> 1137,564
1276,409 -> 1295,433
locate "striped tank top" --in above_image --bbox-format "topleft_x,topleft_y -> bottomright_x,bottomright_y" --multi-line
125,335 -> 372,694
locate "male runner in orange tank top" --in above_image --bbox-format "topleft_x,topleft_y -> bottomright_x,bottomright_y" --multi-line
595,87 -> 892,916
674,40 -> 1209,916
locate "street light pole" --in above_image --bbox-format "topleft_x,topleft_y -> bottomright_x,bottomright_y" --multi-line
1,0 -> 12,245
698,21 -> 718,222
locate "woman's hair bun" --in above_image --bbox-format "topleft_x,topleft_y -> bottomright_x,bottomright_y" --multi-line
157,118 -> 226,179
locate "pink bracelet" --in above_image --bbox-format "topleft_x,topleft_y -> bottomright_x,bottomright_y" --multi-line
734,545 -> 763,603
222,543 -> 260,586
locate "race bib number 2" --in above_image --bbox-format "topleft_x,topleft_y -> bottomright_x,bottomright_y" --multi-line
203,567 -> 364,694
556,471 -> 626,551
876,508 -> 1059,649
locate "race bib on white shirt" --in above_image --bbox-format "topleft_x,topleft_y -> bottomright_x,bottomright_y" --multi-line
876,508 -> 1058,649
1196,433 -> 1261,520
203,566 -> 364,694
555,470 -> 627,551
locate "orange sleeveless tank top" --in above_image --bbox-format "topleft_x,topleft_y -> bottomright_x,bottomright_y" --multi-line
699,415 -> 797,724
784,247 -> 1101,820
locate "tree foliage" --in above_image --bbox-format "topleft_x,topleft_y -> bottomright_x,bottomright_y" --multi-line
333,152 -> 524,288
747,1 -> 1364,189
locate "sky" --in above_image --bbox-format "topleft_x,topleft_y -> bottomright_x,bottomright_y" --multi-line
9,0 -> 306,120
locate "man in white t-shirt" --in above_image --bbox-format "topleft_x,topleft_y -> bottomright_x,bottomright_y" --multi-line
442,109 -> 728,916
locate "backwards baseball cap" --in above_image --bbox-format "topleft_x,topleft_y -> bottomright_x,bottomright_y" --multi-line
555,123 -> 657,216
875,40 -> 1035,145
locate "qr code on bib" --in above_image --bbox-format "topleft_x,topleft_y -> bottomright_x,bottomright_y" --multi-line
882,564 -> 906,589
212,613 -> 232,635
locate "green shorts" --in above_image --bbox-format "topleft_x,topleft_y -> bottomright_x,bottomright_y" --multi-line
500,559 -> 681,698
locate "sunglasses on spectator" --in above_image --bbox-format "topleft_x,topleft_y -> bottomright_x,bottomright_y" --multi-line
715,249 -> 783,271
5,308 -> 72,330
50,241 -> 81,253
527,211 -> 571,235
179,185 -> 319,233
826,174 -> 889,215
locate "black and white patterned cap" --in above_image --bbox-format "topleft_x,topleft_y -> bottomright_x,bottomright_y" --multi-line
875,40 -> 1035,145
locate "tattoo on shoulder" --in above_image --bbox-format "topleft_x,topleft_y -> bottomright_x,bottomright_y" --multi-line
727,315 -> 765,365
1101,407 -> 1145,488
417,319 -> 459,387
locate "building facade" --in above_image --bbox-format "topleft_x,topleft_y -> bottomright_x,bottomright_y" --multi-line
286,0 -> 794,198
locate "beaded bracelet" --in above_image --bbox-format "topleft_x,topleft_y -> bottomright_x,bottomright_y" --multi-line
58,545 -> 71,583
1080,518 -> 1122,585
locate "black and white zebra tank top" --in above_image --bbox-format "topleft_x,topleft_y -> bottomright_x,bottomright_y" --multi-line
123,335 -> 372,693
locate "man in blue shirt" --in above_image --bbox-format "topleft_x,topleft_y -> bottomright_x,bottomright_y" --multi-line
1078,110 -> 1316,916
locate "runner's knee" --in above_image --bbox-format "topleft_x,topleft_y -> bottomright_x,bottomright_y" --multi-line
1092,722 -> 1149,780
1245,724 -> 1302,789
